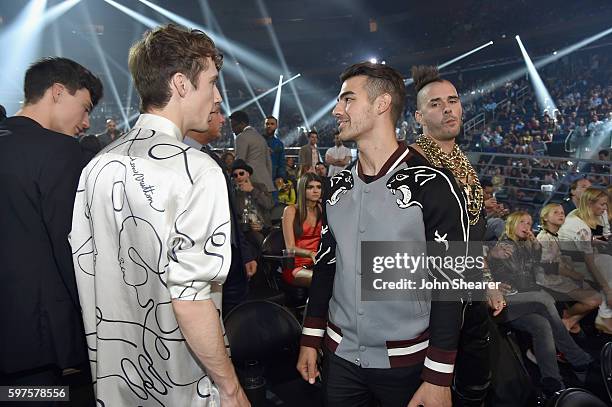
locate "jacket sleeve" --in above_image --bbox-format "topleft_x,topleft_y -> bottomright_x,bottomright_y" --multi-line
300,194 -> 337,349
235,134 -> 247,161
41,141 -> 85,308
419,169 -> 469,386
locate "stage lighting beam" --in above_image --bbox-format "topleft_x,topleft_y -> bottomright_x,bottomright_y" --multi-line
515,35 -> 557,115
232,74 -> 301,112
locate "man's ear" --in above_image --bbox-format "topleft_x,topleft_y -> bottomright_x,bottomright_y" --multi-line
171,72 -> 189,98
51,83 -> 64,103
376,93 -> 392,116
415,109 -> 423,126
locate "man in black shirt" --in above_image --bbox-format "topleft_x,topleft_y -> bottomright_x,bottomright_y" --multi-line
0,57 -> 102,387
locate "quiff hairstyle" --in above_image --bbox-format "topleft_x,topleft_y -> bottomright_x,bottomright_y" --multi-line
340,62 -> 406,126
411,65 -> 448,109
128,24 -> 223,112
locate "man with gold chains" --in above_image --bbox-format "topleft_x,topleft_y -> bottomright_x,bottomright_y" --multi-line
409,65 -> 492,407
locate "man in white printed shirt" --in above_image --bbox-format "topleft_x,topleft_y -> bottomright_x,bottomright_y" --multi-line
70,24 -> 248,407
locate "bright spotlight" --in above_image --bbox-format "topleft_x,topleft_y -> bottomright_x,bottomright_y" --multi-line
272,75 -> 283,120
256,0 -> 309,128
369,58 -> 378,64
515,35 -> 558,115
104,0 -> 159,27
0,0 -> 48,114
464,25 -> 612,102
232,74 -> 301,112
405,40 -> 494,85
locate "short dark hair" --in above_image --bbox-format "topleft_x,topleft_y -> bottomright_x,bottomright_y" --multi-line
128,24 -> 223,112
480,178 -> 493,188
23,57 -> 103,106
265,115 -> 277,122
411,65 -> 446,109
599,149 -> 609,157
229,110 -> 249,125
308,130 -> 318,136
316,161 -> 325,167
340,62 -> 406,125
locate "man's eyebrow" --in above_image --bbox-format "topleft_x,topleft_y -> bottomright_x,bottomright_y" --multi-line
337,90 -> 356,101
428,97 -> 442,103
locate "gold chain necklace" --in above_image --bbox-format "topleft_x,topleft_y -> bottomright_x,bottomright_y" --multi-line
416,135 -> 483,225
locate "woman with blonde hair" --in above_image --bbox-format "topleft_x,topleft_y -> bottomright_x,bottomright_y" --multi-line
489,211 -> 593,395
281,173 -> 322,287
537,203 -> 600,334
559,187 -> 612,333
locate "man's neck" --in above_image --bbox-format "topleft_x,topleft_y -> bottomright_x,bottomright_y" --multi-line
357,129 -> 399,176
16,105 -> 52,131
424,130 -> 456,154
572,196 -> 580,207
145,107 -> 185,137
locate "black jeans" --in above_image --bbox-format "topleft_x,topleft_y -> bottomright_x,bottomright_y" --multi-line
322,349 -> 422,407
452,301 -> 491,407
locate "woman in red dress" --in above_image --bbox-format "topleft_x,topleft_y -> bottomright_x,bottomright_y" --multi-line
281,173 -> 323,287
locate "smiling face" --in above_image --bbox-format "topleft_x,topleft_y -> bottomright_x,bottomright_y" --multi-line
590,196 -> 608,217
332,75 -> 376,142
415,80 -> 463,142
50,85 -> 93,136
513,214 -> 533,240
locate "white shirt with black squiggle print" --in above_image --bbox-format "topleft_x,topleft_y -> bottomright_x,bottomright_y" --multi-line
70,114 -> 231,406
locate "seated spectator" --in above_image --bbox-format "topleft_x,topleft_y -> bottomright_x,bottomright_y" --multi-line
285,156 -> 298,184
562,177 -> 591,215
531,135 -> 547,156
558,187 -> 612,333
281,173 -> 322,287
536,203 -> 601,334
491,167 -> 505,190
232,159 -> 275,250
482,179 -> 508,241
488,211 -> 593,396
275,177 -> 296,205
221,151 -> 235,177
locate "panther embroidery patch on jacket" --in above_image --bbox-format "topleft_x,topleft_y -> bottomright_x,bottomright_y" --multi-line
386,167 -> 437,209
327,169 -> 354,206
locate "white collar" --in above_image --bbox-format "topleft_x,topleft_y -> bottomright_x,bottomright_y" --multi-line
134,113 -> 183,141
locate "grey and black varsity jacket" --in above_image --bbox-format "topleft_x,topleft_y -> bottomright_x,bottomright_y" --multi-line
301,143 -> 470,386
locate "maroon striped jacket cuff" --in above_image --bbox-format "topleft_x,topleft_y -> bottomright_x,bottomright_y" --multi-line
421,347 -> 457,386
300,316 -> 327,349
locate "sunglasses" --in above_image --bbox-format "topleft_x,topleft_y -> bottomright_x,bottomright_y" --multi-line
232,170 -> 246,178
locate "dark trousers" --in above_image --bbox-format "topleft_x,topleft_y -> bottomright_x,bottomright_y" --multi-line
452,301 -> 491,407
322,349 -> 422,407
222,245 -> 249,318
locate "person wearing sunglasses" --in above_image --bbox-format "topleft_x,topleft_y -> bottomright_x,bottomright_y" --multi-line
232,159 -> 274,251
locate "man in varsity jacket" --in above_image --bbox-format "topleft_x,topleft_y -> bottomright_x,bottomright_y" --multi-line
297,62 -> 469,407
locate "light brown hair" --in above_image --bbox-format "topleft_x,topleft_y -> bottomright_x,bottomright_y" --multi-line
128,24 -> 223,112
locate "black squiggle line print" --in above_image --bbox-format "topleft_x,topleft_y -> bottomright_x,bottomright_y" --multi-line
73,236 -> 95,276
204,220 -> 230,280
168,209 -> 195,263
118,216 -> 163,290
148,143 -> 194,185
154,301 -> 180,335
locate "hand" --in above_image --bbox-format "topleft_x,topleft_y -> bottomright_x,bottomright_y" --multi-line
238,179 -> 254,192
486,288 -> 506,316
244,260 -> 257,278
297,346 -> 319,384
484,197 -> 498,210
498,282 -> 513,295
407,382 -> 451,407
489,244 -> 513,259
220,386 -> 250,407
310,251 -> 317,263
250,221 -> 263,232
